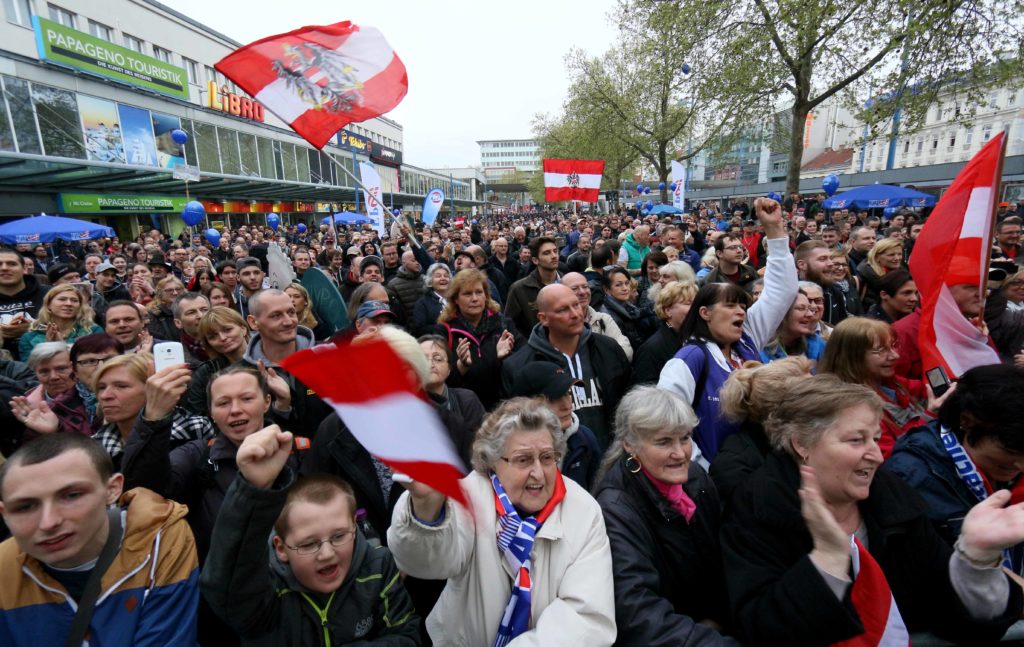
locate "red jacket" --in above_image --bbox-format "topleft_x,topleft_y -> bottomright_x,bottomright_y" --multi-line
877,375 -> 932,457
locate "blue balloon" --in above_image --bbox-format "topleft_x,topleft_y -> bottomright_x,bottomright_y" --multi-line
822,174 -> 840,197
645,200 -> 654,210
670,182 -> 677,192
636,184 -> 644,193
180,200 -> 205,226
297,223 -> 307,233
204,228 -> 220,247
392,208 -> 401,216
644,187 -> 651,195
658,182 -> 666,190
267,213 -> 280,231
681,63 -> 691,75
635,201 -> 642,209
171,129 -> 188,145
767,192 -> 783,202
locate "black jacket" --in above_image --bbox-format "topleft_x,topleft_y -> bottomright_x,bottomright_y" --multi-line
182,356 -> 231,416
821,282 -> 851,325
388,267 -> 425,317
489,254 -> 521,287
411,292 -> 444,337
708,421 -> 771,508
0,275 -> 49,360
600,297 -> 648,353
0,359 -> 38,456
200,469 -> 420,646
595,459 -> 738,646
435,311 -> 522,410
632,323 -> 681,386
721,451 -> 1022,647
147,303 -> 178,344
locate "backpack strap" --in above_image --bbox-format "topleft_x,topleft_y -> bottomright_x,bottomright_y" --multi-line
690,340 -> 713,410
64,508 -> 123,647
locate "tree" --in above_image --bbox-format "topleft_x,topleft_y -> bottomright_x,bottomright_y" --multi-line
546,0 -> 775,205
712,0 -> 1023,194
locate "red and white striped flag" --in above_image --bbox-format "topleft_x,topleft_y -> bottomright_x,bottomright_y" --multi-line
215,21 -> 408,150
909,132 -> 1004,378
543,159 -> 605,202
281,338 -> 468,506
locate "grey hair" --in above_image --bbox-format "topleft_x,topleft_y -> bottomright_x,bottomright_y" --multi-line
766,375 -> 883,455
596,386 -> 699,486
798,280 -> 824,297
659,260 -> 697,284
424,262 -> 451,289
28,341 -> 71,370
471,397 -> 565,474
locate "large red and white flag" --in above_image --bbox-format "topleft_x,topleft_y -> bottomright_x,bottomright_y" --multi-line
909,132 -> 1004,378
543,159 -> 605,202
215,21 -> 408,150
282,338 -> 468,506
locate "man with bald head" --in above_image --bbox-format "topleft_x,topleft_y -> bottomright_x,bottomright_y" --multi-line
618,225 -> 651,276
501,283 -> 630,448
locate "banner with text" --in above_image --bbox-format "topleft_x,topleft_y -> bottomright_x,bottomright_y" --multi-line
671,160 -> 686,211
358,161 -> 386,237
34,17 -> 189,99
59,193 -> 189,214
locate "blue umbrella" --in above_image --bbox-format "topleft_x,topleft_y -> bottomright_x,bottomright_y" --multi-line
0,214 -> 114,244
822,184 -> 936,210
649,204 -> 683,215
323,212 -> 372,225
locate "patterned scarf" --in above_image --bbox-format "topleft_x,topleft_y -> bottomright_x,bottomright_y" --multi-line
490,470 -> 566,647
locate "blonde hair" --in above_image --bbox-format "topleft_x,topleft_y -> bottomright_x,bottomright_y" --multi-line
285,283 -> 317,329
720,357 -> 812,423
149,277 -> 185,313
91,352 -> 152,393
198,306 -> 251,359
438,269 -> 500,323
866,238 -> 903,275
818,317 -> 893,385
35,284 -> 94,332
766,375 -> 883,455
654,280 -> 698,320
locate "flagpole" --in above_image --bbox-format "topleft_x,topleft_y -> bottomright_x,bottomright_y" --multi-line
977,132 -> 1009,325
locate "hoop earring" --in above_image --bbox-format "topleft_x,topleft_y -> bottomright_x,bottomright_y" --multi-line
625,454 -> 642,474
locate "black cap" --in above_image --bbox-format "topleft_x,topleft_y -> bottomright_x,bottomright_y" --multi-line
452,250 -> 475,265
47,263 -> 78,283
148,253 -> 172,269
511,361 -> 583,400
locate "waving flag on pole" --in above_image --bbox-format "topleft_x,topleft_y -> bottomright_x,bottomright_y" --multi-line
543,159 -> 605,202
909,132 -> 1004,378
215,21 -> 408,150
671,160 -> 686,211
422,188 -> 445,226
282,339 -> 468,507
358,161 -> 386,238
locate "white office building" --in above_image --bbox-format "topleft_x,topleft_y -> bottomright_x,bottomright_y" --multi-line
478,138 -> 540,181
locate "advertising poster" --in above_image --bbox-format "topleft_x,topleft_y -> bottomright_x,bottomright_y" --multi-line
118,103 -> 158,167
151,111 -> 184,168
77,95 -> 125,163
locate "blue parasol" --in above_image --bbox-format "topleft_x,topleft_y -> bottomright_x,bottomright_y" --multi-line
0,213 -> 114,244
323,212 -> 372,226
822,184 -> 936,210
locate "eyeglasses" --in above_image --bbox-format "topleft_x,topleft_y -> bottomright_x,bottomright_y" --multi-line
427,354 -> 448,365
283,530 -> 356,555
723,245 -> 745,252
75,356 -> 116,368
806,297 -> 824,305
868,342 -> 900,356
499,451 -> 562,470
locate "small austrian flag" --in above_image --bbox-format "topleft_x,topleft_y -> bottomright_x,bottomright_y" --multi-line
215,21 -> 408,150
543,159 -> 605,202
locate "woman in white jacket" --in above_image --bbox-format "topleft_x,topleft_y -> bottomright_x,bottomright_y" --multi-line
388,398 -> 616,646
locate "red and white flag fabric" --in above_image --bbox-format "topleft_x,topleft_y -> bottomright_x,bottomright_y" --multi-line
909,132 -> 1004,378
281,338 -> 468,506
543,159 -> 605,202
215,21 -> 408,150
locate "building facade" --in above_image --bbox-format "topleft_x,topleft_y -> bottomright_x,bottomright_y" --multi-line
477,138 -> 540,181
0,0 -> 477,240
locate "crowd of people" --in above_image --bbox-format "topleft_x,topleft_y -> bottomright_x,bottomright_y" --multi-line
0,192 -> 1024,646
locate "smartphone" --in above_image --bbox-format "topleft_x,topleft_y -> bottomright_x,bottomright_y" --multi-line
926,366 -> 951,398
153,342 -> 185,372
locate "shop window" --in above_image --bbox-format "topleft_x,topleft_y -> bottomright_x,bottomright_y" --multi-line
216,127 -> 241,175
308,148 -> 323,183
272,141 -> 284,179
193,121 -> 220,174
32,84 -> 85,159
256,136 -> 275,179
2,77 -> 38,154
295,147 -> 311,183
0,78 -> 14,151
237,132 -> 258,177
180,119 -> 198,167
281,142 -> 298,181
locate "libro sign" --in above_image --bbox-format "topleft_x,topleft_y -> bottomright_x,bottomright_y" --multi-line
206,81 -> 265,122
33,17 -> 189,100
59,193 -> 189,214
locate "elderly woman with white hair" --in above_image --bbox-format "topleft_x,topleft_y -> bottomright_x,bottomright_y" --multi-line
595,386 -> 738,646
412,262 -> 452,336
9,341 -> 93,442
388,397 -> 616,646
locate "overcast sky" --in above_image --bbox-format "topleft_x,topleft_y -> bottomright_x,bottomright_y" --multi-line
161,0 -> 619,170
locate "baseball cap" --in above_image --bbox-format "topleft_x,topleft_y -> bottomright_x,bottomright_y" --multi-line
346,245 -> 362,258
511,361 -> 583,400
96,261 -> 117,274
355,300 -> 395,321
1000,201 -> 1011,208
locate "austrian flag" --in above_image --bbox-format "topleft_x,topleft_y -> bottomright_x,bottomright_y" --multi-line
215,21 -> 408,150
543,159 -> 605,202
281,338 -> 468,507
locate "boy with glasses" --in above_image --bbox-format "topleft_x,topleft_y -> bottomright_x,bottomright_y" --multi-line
200,425 -> 419,644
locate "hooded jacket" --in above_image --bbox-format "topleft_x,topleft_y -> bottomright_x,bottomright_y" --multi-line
0,274 -> 49,360
504,268 -> 559,336
242,326 -> 331,435
388,266 -> 426,317
501,322 -> 630,448
200,469 -> 419,646
0,488 -> 200,647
